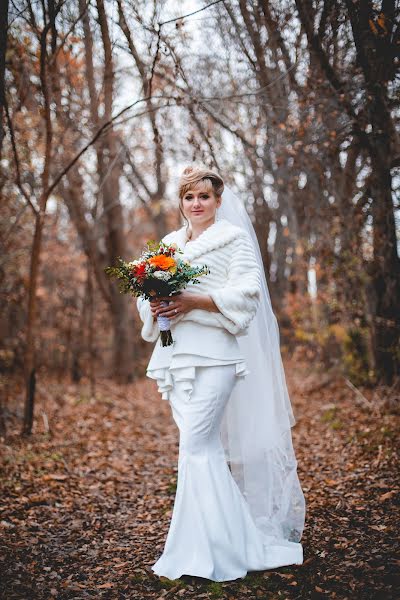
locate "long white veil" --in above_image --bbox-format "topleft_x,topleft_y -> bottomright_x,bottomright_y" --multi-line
217,186 -> 306,543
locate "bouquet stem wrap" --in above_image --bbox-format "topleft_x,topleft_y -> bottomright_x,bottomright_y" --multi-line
157,300 -> 173,346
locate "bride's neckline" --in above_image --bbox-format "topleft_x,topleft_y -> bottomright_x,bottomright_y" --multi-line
185,219 -> 222,245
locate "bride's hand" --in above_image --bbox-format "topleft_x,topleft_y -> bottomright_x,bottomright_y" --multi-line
151,291 -> 196,320
149,297 -> 164,321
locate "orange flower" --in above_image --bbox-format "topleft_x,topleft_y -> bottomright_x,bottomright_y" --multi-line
148,254 -> 176,270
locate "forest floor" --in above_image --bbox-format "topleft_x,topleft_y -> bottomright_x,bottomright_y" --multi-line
0,359 -> 399,600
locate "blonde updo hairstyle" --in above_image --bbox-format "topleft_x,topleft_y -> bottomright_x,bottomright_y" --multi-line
178,166 -> 224,240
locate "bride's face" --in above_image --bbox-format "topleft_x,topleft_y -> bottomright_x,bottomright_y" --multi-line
181,185 -> 221,226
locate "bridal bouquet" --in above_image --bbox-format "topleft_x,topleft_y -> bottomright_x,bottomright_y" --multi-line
105,240 -> 210,346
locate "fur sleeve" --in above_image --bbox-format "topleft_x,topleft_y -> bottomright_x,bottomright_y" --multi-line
136,296 -> 160,342
208,232 -> 261,335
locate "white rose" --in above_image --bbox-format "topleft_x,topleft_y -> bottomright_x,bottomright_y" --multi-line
153,271 -> 171,281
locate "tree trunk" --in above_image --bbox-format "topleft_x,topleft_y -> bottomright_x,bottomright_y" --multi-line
346,1 -> 400,383
96,0 -> 132,382
295,0 -> 400,384
368,116 -> 400,383
23,208 -> 45,435
22,3 -> 55,434
0,0 -> 9,158
87,260 -> 96,400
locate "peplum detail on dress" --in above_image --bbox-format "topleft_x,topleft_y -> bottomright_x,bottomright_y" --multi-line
146,320 -> 250,403
147,358 -> 250,403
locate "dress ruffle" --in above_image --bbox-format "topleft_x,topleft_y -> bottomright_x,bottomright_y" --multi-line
147,358 -> 250,403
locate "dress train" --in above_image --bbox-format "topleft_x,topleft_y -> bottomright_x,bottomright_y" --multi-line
151,364 -> 302,582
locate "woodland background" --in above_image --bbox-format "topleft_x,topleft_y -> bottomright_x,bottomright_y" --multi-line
0,1 -> 399,599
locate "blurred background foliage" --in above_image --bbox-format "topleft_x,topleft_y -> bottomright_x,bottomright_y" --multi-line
0,0 -> 399,433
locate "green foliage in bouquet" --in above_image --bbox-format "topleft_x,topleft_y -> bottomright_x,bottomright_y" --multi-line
104,239 -> 210,300
104,239 -> 210,346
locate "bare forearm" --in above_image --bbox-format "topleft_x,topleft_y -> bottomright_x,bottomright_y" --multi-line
192,293 -> 220,313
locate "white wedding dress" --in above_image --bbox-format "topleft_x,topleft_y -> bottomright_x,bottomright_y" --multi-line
150,360 -> 303,581
137,223 -> 304,581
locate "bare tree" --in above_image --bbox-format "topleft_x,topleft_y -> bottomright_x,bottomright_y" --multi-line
0,0 -> 9,158
21,0 -> 64,435
295,0 -> 400,383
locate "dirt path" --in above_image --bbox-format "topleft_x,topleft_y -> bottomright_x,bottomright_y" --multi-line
1,361 -> 398,599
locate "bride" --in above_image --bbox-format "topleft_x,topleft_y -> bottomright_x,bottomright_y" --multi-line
136,165 -> 306,582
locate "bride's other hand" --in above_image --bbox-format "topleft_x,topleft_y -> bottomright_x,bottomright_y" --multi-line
153,291 -> 196,319
154,291 -> 219,319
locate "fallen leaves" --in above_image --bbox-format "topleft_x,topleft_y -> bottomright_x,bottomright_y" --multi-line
0,363 -> 399,599
379,490 -> 398,502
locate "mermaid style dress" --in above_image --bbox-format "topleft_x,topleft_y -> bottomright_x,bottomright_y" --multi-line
137,222 -> 304,581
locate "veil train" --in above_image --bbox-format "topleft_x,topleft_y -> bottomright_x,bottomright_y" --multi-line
217,186 -> 306,543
